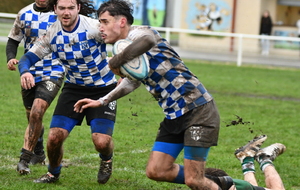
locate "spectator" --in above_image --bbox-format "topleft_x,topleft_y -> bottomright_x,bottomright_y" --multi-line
296,18 -> 300,38
259,10 -> 273,55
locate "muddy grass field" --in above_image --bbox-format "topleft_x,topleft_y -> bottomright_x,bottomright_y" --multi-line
0,43 -> 299,189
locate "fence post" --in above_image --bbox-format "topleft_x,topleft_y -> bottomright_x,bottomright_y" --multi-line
237,34 -> 243,67
165,28 -> 171,43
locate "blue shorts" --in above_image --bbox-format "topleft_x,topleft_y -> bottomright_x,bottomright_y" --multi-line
152,141 -> 210,161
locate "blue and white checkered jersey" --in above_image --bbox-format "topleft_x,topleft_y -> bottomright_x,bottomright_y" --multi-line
29,15 -> 116,87
127,26 -> 213,119
8,3 -> 64,82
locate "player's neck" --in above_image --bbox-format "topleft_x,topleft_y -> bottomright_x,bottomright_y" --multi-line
121,25 -> 131,39
34,3 -> 48,13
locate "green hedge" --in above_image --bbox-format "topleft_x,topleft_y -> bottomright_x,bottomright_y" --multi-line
0,0 -> 33,13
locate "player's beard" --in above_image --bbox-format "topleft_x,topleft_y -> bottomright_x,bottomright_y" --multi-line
61,16 -> 78,31
36,0 -> 48,8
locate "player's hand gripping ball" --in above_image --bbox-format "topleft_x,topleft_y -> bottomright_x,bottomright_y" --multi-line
112,39 -> 149,80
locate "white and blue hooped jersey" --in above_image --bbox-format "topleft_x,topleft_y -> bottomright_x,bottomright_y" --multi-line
127,26 -> 213,119
30,15 -> 116,87
8,3 -> 64,82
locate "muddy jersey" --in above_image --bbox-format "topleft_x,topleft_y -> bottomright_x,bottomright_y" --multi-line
29,15 -> 116,87
127,26 -> 213,119
8,3 -> 64,82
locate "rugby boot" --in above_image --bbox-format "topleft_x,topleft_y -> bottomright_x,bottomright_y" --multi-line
33,172 -> 59,183
98,159 -> 113,184
17,148 -> 34,175
255,143 -> 286,163
234,135 -> 267,162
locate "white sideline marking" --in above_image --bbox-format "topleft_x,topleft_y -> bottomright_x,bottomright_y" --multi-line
1,149 -> 150,170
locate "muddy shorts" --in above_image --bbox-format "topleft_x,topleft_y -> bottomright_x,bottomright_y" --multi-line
22,78 -> 63,109
53,83 -> 117,125
155,100 -> 220,147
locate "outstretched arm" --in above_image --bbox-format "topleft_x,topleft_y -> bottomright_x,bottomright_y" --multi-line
74,78 -> 141,113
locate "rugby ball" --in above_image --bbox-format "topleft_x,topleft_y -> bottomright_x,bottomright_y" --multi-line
112,39 -> 149,81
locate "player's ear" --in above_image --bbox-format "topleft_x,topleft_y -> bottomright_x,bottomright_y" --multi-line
54,5 -> 57,13
77,4 -> 81,13
119,17 -> 127,27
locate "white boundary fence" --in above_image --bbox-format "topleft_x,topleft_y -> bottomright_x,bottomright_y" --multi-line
154,27 -> 300,67
1,12 -> 300,67
0,12 -> 17,19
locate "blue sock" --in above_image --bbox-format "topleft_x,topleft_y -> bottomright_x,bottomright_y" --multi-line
173,164 -> 185,184
48,164 -> 62,177
99,153 -> 113,161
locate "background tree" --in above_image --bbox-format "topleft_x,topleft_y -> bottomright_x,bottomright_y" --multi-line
0,0 -> 33,13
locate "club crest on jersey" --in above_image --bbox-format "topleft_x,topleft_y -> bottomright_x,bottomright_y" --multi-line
80,41 -> 89,50
189,126 -> 203,141
45,81 -> 55,91
57,44 -> 64,52
25,21 -> 31,28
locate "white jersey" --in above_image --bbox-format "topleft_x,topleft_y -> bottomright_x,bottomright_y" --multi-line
8,3 -> 64,82
29,15 -> 116,87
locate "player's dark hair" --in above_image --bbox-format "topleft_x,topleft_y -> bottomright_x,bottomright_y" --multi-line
205,168 -> 229,177
97,0 -> 134,25
48,0 -> 96,16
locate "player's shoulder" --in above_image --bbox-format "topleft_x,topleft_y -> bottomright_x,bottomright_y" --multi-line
130,25 -> 152,32
17,3 -> 34,16
79,15 -> 100,27
43,21 -> 61,38
78,15 -> 101,38
128,26 -> 155,41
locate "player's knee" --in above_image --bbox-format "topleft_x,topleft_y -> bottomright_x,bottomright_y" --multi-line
92,133 -> 112,151
146,164 -> 165,181
146,168 -> 160,181
29,109 -> 44,122
184,177 -> 196,189
47,128 -> 67,145
185,176 -> 206,189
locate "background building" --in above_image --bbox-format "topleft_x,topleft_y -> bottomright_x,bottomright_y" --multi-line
1,0 -> 300,57
177,0 -> 300,56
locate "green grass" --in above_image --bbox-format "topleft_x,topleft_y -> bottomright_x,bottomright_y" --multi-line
0,43 -> 300,189
0,21 -> 13,37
